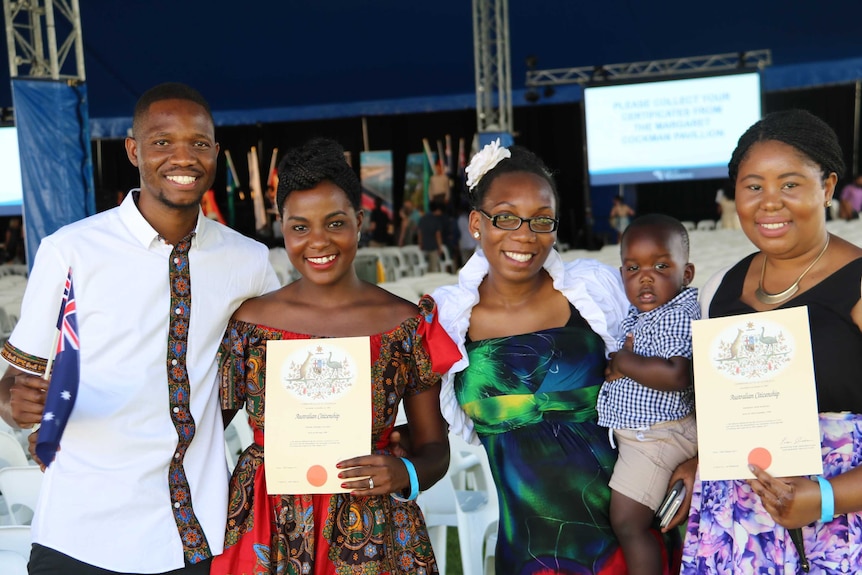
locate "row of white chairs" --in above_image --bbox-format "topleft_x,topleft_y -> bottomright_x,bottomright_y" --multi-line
0,267 -> 26,346
680,219 -> 718,232
267,244 -> 460,288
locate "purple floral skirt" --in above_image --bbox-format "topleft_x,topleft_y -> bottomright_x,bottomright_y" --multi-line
681,412 -> 862,574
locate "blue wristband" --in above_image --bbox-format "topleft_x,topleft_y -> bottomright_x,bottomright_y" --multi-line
815,475 -> 834,523
392,457 -> 419,502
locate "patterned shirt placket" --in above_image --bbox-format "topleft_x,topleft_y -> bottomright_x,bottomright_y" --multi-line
166,233 -> 211,563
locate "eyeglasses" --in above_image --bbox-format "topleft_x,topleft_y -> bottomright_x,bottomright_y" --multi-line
478,210 -> 558,233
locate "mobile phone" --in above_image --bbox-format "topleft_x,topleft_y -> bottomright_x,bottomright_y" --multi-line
656,479 -> 686,529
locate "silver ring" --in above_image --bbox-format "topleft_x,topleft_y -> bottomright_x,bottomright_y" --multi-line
368,477 -> 374,489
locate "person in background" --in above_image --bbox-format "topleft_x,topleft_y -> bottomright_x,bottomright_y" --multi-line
715,187 -> 741,230
610,195 -> 636,243
210,137 -> 459,575
397,199 -> 421,246
417,199 -> 446,273
838,173 -> 862,220
368,194 -> 391,247
599,214 -> 699,575
434,139 -> 681,574
3,216 -> 24,264
668,109 -> 862,574
0,82 -> 279,575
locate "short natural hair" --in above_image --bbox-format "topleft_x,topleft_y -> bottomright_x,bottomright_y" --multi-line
467,145 -> 559,211
132,82 -> 213,137
276,137 -> 361,212
728,109 -> 845,184
621,213 -> 690,259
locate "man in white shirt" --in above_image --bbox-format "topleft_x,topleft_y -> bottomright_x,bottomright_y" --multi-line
0,82 -> 280,574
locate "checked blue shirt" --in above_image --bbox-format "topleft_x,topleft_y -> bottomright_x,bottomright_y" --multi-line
597,287 -> 699,429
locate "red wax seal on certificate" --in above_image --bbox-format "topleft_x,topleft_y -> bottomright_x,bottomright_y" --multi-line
307,465 -> 327,487
748,447 -> 772,470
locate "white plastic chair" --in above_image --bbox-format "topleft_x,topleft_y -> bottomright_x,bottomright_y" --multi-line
0,432 -> 28,469
400,245 -> 429,276
448,434 -> 499,575
416,432 -> 482,574
380,246 -> 412,279
0,549 -> 27,575
0,466 -> 43,525
267,248 -> 298,286
696,219 -> 716,231
225,413 -> 254,470
0,525 -> 31,564
0,424 -> 29,464
416,465 -> 458,575
438,245 -> 456,274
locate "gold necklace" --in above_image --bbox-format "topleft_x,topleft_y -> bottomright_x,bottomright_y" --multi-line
755,236 -> 830,305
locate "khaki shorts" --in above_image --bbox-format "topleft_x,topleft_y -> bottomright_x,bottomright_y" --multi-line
608,414 -> 698,511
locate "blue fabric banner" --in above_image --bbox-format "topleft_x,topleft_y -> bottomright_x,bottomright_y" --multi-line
11,79 -> 96,270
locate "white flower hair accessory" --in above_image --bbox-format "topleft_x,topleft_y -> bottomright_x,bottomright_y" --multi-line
465,138 -> 511,190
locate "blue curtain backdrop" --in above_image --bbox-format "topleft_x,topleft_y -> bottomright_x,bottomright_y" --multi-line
12,79 -> 96,269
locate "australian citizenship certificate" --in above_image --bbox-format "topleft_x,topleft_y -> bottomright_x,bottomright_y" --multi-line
264,336 -> 371,494
692,306 -> 822,481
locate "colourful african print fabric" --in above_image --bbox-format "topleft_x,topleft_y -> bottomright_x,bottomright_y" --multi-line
455,322 -> 679,575
166,233 -> 211,563
211,295 -> 456,575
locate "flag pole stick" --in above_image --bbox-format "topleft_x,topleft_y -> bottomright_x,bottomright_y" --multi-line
227,151 -> 240,183
43,267 -> 72,381
42,331 -> 60,381
268,148 -> 278,178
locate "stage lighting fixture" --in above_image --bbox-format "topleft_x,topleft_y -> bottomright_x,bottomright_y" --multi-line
525,89 -> 540,103
543,86 -> 555,98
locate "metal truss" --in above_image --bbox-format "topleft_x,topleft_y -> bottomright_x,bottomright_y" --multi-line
3,0 -> 85,81
526,49 -> 771,87
473,0 -> 512,134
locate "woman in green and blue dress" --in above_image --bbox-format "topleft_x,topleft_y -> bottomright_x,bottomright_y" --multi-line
434,141 -> 679,574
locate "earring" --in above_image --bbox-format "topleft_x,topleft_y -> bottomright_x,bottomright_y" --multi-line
473,231 -> 480,239
825,200 -> 833,208
357,232 -> 362,242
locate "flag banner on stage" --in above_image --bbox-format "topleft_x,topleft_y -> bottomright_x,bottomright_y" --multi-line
404,153 -> 426,211
37,268 -> 80,466
359,150 -> 393,217
248,146 -> 268,233
200,189 -> 226,224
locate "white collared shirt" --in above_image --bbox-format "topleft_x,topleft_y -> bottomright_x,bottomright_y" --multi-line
2,191 -> 280,572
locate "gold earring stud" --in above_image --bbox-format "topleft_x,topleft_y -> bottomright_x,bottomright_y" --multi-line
825,200 -> 833,208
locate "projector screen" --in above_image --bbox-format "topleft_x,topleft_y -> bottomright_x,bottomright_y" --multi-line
584,72 -> 762,186
0,126 -> 24,216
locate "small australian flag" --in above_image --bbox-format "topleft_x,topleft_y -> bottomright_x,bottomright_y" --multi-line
36,268 -> 80,466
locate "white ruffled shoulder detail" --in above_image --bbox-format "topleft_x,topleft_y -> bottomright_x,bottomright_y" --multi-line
431,249 -> 628,443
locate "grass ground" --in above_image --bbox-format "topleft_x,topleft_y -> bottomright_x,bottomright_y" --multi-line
444,527 -> 462,574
